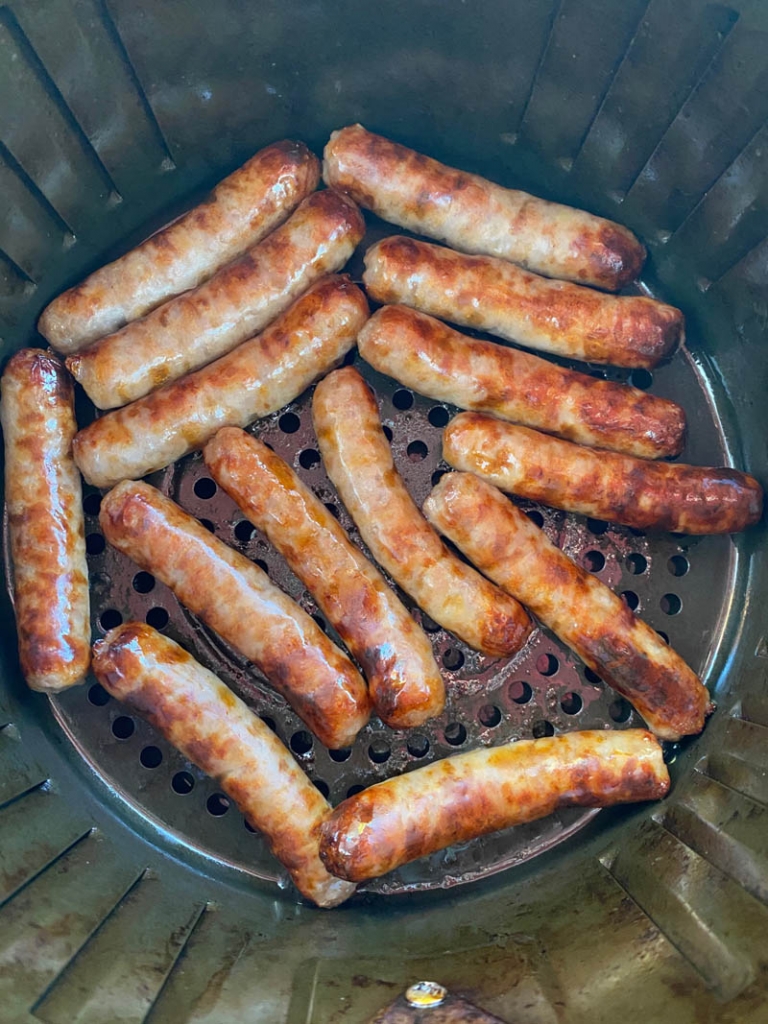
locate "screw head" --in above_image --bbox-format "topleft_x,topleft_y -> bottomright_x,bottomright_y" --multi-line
405,981 -> 448,1007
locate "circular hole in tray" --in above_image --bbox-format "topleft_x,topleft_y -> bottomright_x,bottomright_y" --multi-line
661,593 -> 682,615
560,692 -> 583,715
428,406 -> 449,427
478,704 -> 502,728
140,745 -> 163,769
509,680 -> 533,704
88,683 -> 110,707
626,553 -> 647,575
207,793 -> 230,816
393,388 -> 414,410
112,715 -> 135,740
668,555 -> 689,577
194,477 -> 217,499
171,771 -> 195,795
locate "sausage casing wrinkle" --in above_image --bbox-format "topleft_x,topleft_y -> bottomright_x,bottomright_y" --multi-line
93,623 -> 356,907
40,140 -> 320,352
99,481 -> 371,749
424,472 -> 713,740
1,349 -> 90,691
204,427 -> 445,727
324,124 -> 645,290
320,729 -> 669,881
312,367 -> 532,656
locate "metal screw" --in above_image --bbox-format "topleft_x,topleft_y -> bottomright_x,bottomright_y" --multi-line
405,981 -> 448,1008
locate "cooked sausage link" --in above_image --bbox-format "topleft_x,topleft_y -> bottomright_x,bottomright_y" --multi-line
93,623 -> 356,907
99,481 -> 371,749
363,236 -> 682,369
67,190 -> 365,410
1,349 -> 90,691
40,140 -> 320,353
320,729 -> 668,882
358,305 -> 686,460
324,124 -> 645,290
443,414 -> 763,535
73,276 -> 368,489
204,427 -> 445,728
312,367 -> 532,656
424,472 -> 712,740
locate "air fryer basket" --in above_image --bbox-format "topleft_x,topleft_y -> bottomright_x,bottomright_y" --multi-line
1,1 -> 767,1021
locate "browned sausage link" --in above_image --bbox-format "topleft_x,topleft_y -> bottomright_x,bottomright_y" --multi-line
0,350 -> 90,692
92,623 -> 356,907
424,473 -> 713,740
320,729 -> 668,882
323,124 -> 645,291
358,306 -> 686,460
204,427 -> 445,728
40,141 -> 321,353
73,277 -> 368,490
312,367 -> 532,656
67,190 -> 365,409
99,481 -> 371,748
443,414 -> 764,535
363,236 -> 682,369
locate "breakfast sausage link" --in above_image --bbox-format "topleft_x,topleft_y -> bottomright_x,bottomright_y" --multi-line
73,276 -> 368,489
358,306 -> 686,460
67,189 -> 365,409
324,124 -> 645,291
204,427 -> 445,728
363,236 -> 682,369
424,472 -> 713,740
1,349 -> 90,691
40,140 -> 320,353
312,367 -> 532,657
93,623 -> 356,907
320,729 -> 669,882
443,414 -> 763,535
99,481 -> 371,749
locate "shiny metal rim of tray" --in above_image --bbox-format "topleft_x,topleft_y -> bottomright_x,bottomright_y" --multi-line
5,248 -> 739,899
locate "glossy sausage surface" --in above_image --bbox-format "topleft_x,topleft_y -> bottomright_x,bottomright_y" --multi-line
320,729 -> 668,882
40,141 -> 320,353
363,236 -> 682,368
99,481 -> 371,748
205,427 -> 445,728
324,124 -> 645,290
312,367 -> 532,656
67,190 -> 364,409
73,276 -> 368,489
443,414 -> 763,534
1,349 -> 90,691
93,623 -> 356,907
424,472 -> 713,740
358,306 -> 686,460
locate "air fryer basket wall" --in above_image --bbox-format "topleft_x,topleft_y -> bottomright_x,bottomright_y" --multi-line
1,1 -> 767,1021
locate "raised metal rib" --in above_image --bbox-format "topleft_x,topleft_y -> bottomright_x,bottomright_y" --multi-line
33,873 -> 204,1024
600,818 -> 768,1001
0,786 -> 91,907
0,831 -> 142,1019
0,724 -> 47,809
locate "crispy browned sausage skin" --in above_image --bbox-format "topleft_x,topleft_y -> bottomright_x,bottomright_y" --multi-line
1,349 -> 90,691
40,141 -> 320,353
320,729 -> 668,882
73,277 -> 368,489
67,190 -> 365,409
324,124 -> 645,290
443,414 -> 764,535
363,236 -> 682,369
312,367 -> 532,656
99,481 -> 371,748
424,473 -> 713,740
358,306 -> 686,460
93,623 -> 356,907
204,428 -> 445,727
